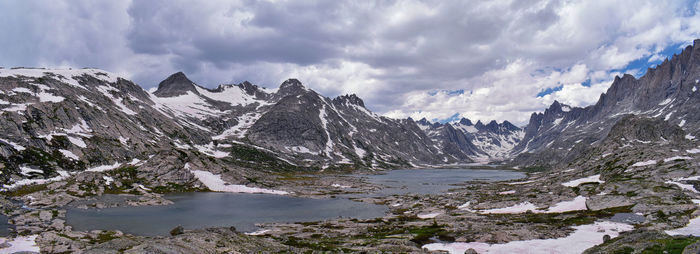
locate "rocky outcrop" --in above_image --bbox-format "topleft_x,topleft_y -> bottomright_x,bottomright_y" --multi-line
152,72 -> 199,97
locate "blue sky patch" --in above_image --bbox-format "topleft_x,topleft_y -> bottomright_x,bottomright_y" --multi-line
536,85 -> 563,97
435,113 -> 461,124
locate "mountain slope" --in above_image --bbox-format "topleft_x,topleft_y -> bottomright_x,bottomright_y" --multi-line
0,68 -> 211,186
151,76 -> 470,168
0,67 -> 478,188
512,39 -> 700,168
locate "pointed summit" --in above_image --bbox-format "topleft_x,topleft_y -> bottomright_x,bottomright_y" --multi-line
276,78 -> 309,98
501,120 -> 520,131
458,117 -> 473,126
416,117 -> 431,126
153,72 -> 198,97
333,94 -> 365,108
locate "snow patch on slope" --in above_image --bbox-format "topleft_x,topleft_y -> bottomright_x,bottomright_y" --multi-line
190,169 -> 288,195
562,175 -> 604,187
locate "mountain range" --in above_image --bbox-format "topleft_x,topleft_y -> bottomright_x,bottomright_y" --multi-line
1,39 -> 700,186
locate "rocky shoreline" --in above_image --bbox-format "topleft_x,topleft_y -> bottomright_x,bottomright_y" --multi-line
2,149 -> 699,253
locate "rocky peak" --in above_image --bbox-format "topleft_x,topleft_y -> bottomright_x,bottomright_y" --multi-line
458,117 -> 473,126
153,72 -> 198,97
237,81 -> 265,96
416,118 -> 443,128
472,119 -> 522,135
416,117 -> 431,126
276,78 -> 308,98
332,94 -> 365,108
546,100 -> 563,114
501,120 -> 520,132
474,120 -> 485,130
484,120 -> 499,132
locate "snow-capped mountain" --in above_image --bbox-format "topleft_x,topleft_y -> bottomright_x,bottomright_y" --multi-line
2,40 -> 700,187
511,39 -> 700,168
0,67 -> 478,187
416,117 -> 524,161
150,73 -> 468,168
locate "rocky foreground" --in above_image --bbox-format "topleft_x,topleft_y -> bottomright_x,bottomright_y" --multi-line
1,134 -> 699,254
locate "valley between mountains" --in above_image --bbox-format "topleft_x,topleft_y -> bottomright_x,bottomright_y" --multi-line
1,41 -> 700,253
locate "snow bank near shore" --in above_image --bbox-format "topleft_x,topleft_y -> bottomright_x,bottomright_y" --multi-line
562,175 -> 603,187
666,216 -> 700,236
423,221 -> 632,254
0,235 -> 40,253
190,169 -> 288,195
477,196 -> 588,214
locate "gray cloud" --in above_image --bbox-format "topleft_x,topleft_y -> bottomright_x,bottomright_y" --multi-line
0,0 -> 698,124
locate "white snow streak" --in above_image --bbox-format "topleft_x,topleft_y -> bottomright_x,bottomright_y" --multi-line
423,221 -> 633,254
562,175 -> 604,187
630,160 -> 656,167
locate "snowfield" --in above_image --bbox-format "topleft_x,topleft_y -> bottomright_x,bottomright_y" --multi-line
663,156 -> 692,162
2,170 -> 70,190
666,216 -> 700,237
471,196 -> 588,214
630,160 -> 656,167
423,221 -> 633,254
562,174 -> 604,187
478,202 -> 539,214
190,169 -> 288,195
0,235 -> 40,253
417,212 -> 442,219
86,162 -> 122,172
665,176 -> 699,193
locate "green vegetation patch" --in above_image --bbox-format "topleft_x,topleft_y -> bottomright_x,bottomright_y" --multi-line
409,221 -> 454,245
89,231 -> 120,244
641,237 -> 698,254
3,183 -> 48,197
495,205 -> 634,228
151,182 -> 207,194
282,236 -> 345,253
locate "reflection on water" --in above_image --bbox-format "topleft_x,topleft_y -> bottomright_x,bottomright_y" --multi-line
609,213 -> 646,224
0,214 -> 9,237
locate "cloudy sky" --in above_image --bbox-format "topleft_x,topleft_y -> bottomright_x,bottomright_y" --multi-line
1,0 -> 699,125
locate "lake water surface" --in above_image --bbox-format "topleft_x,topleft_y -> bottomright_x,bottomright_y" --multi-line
66,192 -> 387,236
66,168 -> 524,236
0,214 -> 9,237
357,168 -> 525,195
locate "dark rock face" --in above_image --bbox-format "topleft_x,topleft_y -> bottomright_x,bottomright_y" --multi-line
275,78 -> 307,99
247,86 -> 456,167
153,72 -> 198,97
332,94 -> 365,108
458,117 -> 473,126
606,115 -> 686,144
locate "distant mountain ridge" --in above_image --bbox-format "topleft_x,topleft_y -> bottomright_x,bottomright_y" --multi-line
416,117 -> 524,161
